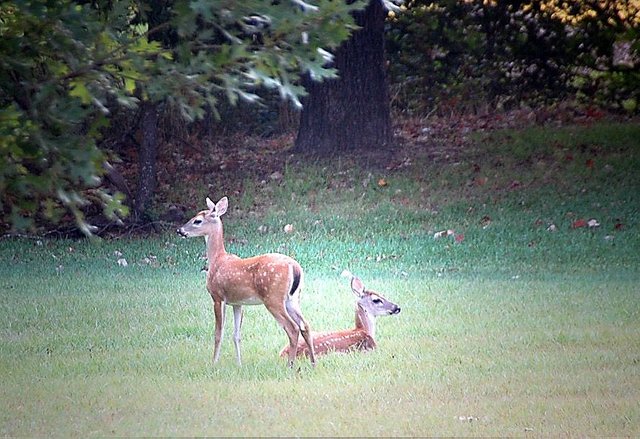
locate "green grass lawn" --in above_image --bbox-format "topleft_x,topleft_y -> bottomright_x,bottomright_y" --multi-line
1,122 -> 639,436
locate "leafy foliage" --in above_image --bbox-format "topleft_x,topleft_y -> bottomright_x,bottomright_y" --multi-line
0,0 -> 364,235
166,0 -> 364,117
387,0 -> 640,114
0,1 -> 165,234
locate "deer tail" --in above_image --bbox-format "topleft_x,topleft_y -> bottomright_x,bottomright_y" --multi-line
289,263 -> 302,297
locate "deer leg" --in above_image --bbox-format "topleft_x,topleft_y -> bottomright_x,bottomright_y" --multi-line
298,319 -> 315,366
267,307 -> 300,367
232,305 -> 243,366
286,299 -> 316,366
283,321 -> 300,368
212,299 -> 225,364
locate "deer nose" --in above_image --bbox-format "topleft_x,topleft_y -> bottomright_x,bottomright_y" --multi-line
177,228 -> 187,237
392,306 -> 401,315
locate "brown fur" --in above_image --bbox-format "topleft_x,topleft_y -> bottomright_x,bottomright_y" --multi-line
178,196 -> 316,367
280,275 -> 400,359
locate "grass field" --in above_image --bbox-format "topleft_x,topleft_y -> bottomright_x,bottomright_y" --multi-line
1,122 -> 639,436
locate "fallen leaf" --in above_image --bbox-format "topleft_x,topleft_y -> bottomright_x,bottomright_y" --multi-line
142,255 -> 159,267
586,158 -> 595,169
474,176 -> 488,186
547,224 -> 557,232
571,219 -> 587,229
378,178 -> 388,187
117,258 -> 128,267
283,224 -> 294,233
434,229 -> 455,239
455,233 -> 465,243
587,218 -> 600,228
585,106 -> 604,119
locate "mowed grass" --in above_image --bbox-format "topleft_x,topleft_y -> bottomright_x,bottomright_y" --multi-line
1,122 -> 639,436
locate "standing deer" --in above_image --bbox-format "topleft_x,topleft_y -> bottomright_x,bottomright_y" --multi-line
177,196 -> 315,367
281,273 -> 400,358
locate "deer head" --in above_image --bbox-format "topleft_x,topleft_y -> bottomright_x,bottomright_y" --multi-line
350,276 -> 400,339
177,196 -> 228,238
351,276 -> 401,317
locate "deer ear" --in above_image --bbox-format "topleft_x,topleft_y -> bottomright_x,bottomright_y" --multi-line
205,197 -> 216,212
351,276 -> 365,297
216,196 -> 228,216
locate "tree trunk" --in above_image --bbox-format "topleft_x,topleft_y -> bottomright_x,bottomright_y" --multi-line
133,101 -> 159,221
294,0 -> 391,154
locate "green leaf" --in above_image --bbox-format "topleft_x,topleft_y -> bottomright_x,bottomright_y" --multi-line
69,80 -> 91,104
622,98 -> 637,112
124,78 -> 136,94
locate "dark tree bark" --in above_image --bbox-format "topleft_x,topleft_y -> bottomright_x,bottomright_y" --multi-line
133,101 -> 159,221
129,2 -> 176,223
294,0 -> 391,154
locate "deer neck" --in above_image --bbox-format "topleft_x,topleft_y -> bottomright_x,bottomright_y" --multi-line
355,303 -> 376,339
205,224 -> 227,264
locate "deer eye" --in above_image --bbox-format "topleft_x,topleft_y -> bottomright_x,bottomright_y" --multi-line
193,219 -> 202,225
372,298 -> 382,304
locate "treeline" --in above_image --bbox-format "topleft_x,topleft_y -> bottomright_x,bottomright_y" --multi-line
0,0 -> 364,235
1,0 -> 638,236
387,0 -> 640,115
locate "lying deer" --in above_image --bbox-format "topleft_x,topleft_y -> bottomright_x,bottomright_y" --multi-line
177,196 -> 315,367
281,273 -> 400,358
